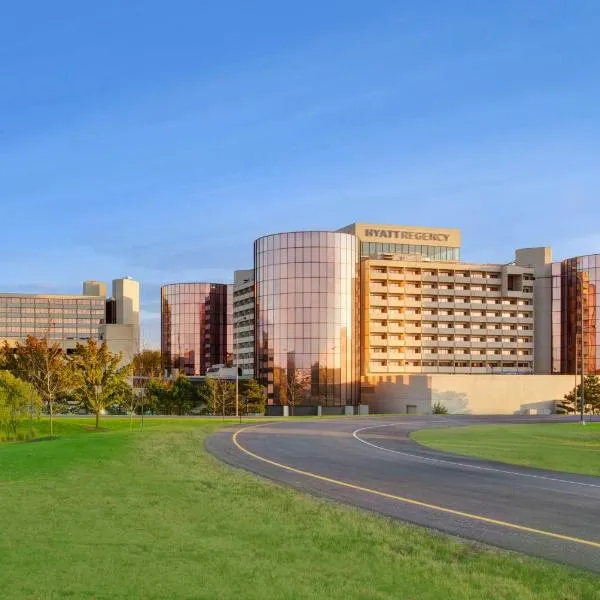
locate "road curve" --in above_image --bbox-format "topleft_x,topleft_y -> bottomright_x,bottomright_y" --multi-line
206,416 -> 600,572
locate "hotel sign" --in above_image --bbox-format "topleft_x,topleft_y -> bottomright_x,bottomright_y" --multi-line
364,229 -> 450,242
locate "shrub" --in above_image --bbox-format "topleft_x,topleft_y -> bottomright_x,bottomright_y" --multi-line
432,401 -> 448,415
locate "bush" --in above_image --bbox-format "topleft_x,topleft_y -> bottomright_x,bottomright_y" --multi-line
432,401 -> 448,415
0,370 -> 41,440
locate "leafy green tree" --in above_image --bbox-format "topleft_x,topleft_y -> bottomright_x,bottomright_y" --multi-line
1,337 -> 72,436
145,378 -> 173,414
432,401 -> 448,415
0,371 -> 41,440
194,379 -> 214,414
70,339 -> 133,429
240,379 -> 267,415
558,375 -> 600,414
171,375 -> 200,415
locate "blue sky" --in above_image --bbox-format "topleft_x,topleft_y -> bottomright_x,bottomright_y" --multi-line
1,1 -> 599,347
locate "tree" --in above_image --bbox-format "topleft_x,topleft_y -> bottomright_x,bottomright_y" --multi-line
240,379 -> 266,415
205,377 -> 235,416
558,375 -> 600,415
432,401 -> 448,415
1,337 -> 72,436
171,375 -> 200,415
132,349 -> 162,380
0,371 -> 42,440
110,379 -> 139,429
285,369 -> 311,416
204,377 -> 220,415
194,379 -> 214,414
70,339 -> 133,429
145,378 -> 173,414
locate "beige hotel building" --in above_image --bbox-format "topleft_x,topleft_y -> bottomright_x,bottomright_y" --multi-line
357,225 -> 535,376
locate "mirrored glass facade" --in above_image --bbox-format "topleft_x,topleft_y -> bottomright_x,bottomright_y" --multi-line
361,242 -> 459,261
161,283 -> 232,376
552,255 -> 600,374
255,231 -> 360,406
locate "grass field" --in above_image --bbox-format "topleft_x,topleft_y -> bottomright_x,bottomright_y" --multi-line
1,418 -> 598,599
412,422 -> 600,476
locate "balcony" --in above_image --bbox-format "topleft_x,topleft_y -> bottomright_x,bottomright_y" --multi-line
387,284 -> 405,293
388,297 -> 406,307
387,272 -> 405,281
404,299 -> 423,308
369,296 -> 387,307
404,325 -> 422,333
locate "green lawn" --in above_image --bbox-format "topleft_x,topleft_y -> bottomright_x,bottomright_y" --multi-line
412,422 -> 600,477
0,418 -> 598,599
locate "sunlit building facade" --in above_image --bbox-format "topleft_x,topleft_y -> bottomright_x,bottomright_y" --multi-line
551,254 -> 600,375
362,257 -> 535,375
161,283 -> 232,376
233,269 -> 255,377
0,278 -> 140,363
254,231 -> 360,406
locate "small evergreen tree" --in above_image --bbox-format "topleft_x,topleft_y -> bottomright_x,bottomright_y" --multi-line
558,375 -> 600,414
240,379 -> 267,415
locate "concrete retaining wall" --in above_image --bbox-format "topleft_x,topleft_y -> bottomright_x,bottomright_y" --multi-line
363,374 -> 574,415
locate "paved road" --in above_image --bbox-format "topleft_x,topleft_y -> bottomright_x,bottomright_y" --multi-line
206,416 -> 600,572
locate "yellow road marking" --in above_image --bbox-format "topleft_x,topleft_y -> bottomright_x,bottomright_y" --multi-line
232,423 -> 600,550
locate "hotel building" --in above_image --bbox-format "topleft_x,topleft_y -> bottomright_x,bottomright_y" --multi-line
0,278 -> 140,363
363,256 -> 535,376
250,223 -> 580,414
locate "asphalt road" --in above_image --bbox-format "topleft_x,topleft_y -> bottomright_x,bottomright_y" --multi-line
206,415 -> 600,572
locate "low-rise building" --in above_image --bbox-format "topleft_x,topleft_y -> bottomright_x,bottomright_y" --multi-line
0,277 -> 140,363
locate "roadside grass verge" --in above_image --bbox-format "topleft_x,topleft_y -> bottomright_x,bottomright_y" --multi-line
412,422 -> 600,476
0,418 -> 598,599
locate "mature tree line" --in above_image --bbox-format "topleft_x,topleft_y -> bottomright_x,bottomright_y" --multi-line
0,338 -> 267,440
144,375 -> 266,416
0,336 -> 132,434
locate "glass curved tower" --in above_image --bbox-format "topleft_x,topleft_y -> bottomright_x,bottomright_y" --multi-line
161,283 -> 232,376
254,231 -> 360,406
